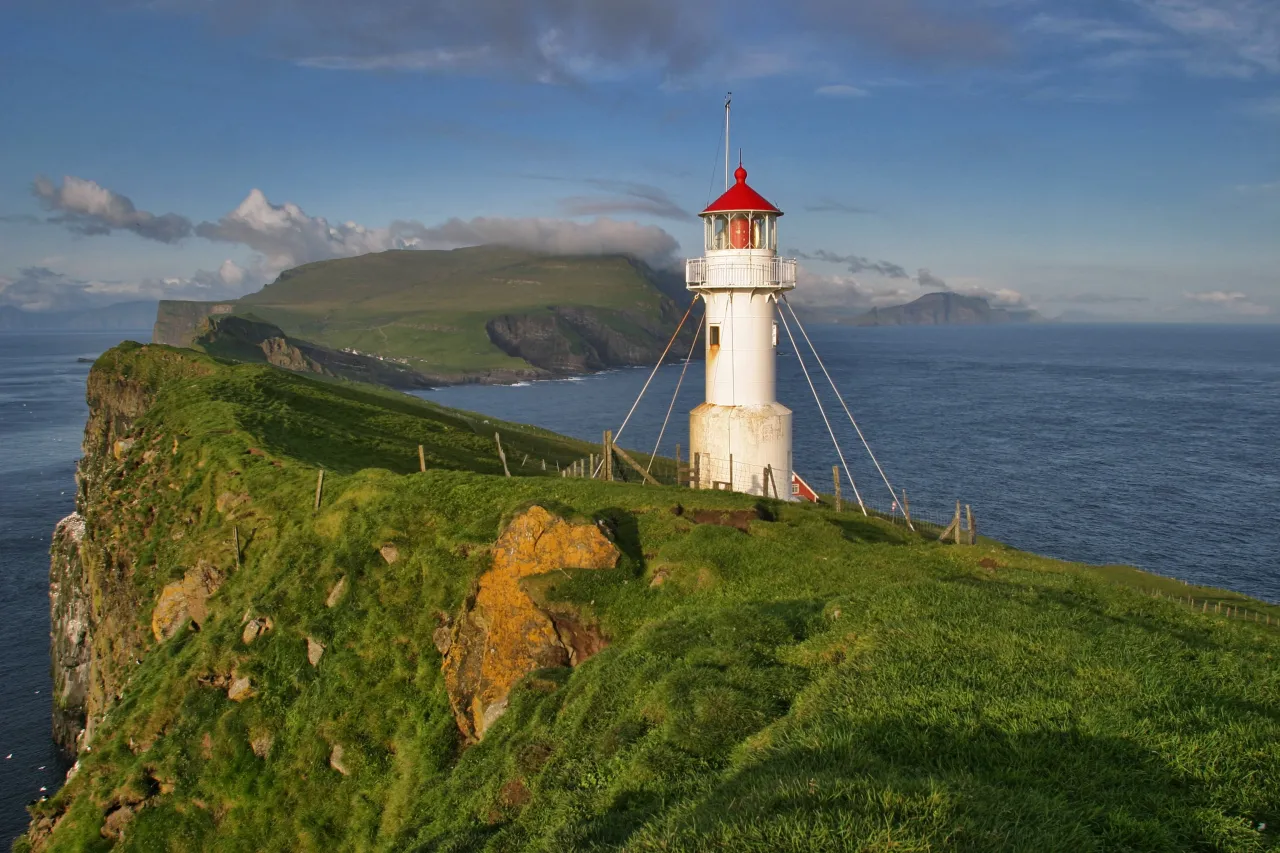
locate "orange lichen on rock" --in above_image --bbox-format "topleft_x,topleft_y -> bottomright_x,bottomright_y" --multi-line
442,506 -> 618,741
151,561 -> 226,641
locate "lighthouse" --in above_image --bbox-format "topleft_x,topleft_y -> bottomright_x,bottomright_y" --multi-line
686,161 -> 798,498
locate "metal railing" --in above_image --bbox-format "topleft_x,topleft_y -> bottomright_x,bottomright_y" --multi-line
685,257 -> 797,289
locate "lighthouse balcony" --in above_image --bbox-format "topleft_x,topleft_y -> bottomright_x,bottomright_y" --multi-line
686,257 -> 797,291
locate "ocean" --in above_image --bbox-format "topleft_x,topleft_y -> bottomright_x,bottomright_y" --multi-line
2,322 -> 1278,842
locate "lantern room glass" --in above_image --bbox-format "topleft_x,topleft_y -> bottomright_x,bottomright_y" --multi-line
704,213 -> 777,251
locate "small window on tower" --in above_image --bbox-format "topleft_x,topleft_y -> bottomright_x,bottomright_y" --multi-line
772,322 -> 778,347
709,324 -> 721,348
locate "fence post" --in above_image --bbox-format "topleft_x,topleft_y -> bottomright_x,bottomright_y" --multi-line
902,490 -> 911,525
693,453 -> 701,490
833,466 -> 842,512
542,459 -> 547,471
954,500 -> 962,545
418,444 -> 426,473
764,464 -> 773,499
675,444 -> 683,488
966,504 -> 975,545
603,431 -> 613,482
233,525 -> 241,569
494,433 -> 511,477
521,453 -> 528,468
314,469 -> 324,511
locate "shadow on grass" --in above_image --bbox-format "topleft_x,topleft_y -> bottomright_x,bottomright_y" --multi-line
610,718 -> 1272,851
828,514 -> 914,546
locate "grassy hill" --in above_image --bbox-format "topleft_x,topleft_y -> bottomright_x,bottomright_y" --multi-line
154,247 -> 694,385
21,344 -> 1280,852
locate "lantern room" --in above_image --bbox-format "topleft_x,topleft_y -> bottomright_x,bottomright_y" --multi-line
701,164 -> 783,253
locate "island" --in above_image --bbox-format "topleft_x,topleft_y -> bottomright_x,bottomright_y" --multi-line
846,291 -> 1045,326
152,246 -> 694,387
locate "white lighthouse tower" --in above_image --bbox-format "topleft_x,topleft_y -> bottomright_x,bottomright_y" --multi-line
686,161 -> 798,498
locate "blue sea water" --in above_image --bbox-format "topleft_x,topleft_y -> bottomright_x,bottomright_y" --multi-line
1,323 -> 1277,841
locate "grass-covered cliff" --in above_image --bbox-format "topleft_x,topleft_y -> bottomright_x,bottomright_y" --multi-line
25,343 -> 1280,852
154,247 -> 694,387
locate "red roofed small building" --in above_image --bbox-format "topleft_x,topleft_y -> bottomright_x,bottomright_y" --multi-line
790,473 -> 819,503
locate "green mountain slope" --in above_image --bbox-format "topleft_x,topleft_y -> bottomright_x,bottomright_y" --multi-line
23,345 -> 1280,852
155,247 -> 695,386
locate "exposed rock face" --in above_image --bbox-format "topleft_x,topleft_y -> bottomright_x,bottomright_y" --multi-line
151,299 -> 235,348
48,347 -> 217,753
442,506 -> 619,741
485,302 -> 696,375
151,561 -> 227,641
49,513 -> 90,753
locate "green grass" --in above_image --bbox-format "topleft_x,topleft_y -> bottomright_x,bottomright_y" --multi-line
23,343 -> 1280,853
231,249 -> 674,373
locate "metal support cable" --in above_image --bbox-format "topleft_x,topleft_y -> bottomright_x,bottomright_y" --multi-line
648,306 -> 704,474
595,301 -> 695,478
781,297 -> 913,530
776,307 -> 867,514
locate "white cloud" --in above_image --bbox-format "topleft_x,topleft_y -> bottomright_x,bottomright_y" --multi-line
32,175 -> 193,243
195,189 -> 399,275
0,261 -> 251,312
1234,180 -> 1280,194
392,216 -> 679,263
1131,0 -> 1280,77
1185,289 -> 1273,315
815,84 -> 868,97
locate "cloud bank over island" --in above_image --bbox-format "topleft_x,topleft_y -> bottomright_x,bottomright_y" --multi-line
5,176 -> 681,310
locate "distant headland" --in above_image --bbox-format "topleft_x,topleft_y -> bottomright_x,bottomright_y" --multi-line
845,291 -> 1046,327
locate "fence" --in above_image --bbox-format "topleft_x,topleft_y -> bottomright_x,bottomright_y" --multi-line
430,432 -> 988,545
1147,589 -> 1278,628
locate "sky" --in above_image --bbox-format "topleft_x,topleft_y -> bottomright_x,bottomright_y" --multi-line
0,0 -> 1277,322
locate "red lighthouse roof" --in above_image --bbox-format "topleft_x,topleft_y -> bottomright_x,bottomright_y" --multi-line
701,164 -> 782,216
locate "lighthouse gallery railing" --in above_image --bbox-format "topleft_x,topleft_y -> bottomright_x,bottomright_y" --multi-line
685,257 -> 797,289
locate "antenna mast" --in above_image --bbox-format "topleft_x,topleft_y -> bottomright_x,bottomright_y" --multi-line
724,91 -> 732,190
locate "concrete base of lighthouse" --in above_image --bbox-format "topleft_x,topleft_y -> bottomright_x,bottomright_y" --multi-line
689,402 -> 793,499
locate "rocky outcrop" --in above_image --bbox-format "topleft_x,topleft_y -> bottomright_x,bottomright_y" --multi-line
441,507 -> 619,741
49,513 -> 90,753
151,561 -> 227,641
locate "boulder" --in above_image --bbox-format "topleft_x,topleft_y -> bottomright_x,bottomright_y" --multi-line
329,743 -> 350,776
241,617 -> 272,645
379,544 -> 400,565
152,561 -> 226,642
307,636 -> 325,667
227,672 -> 254,702
325,576 -> 347,608
441,506 -> 618,741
